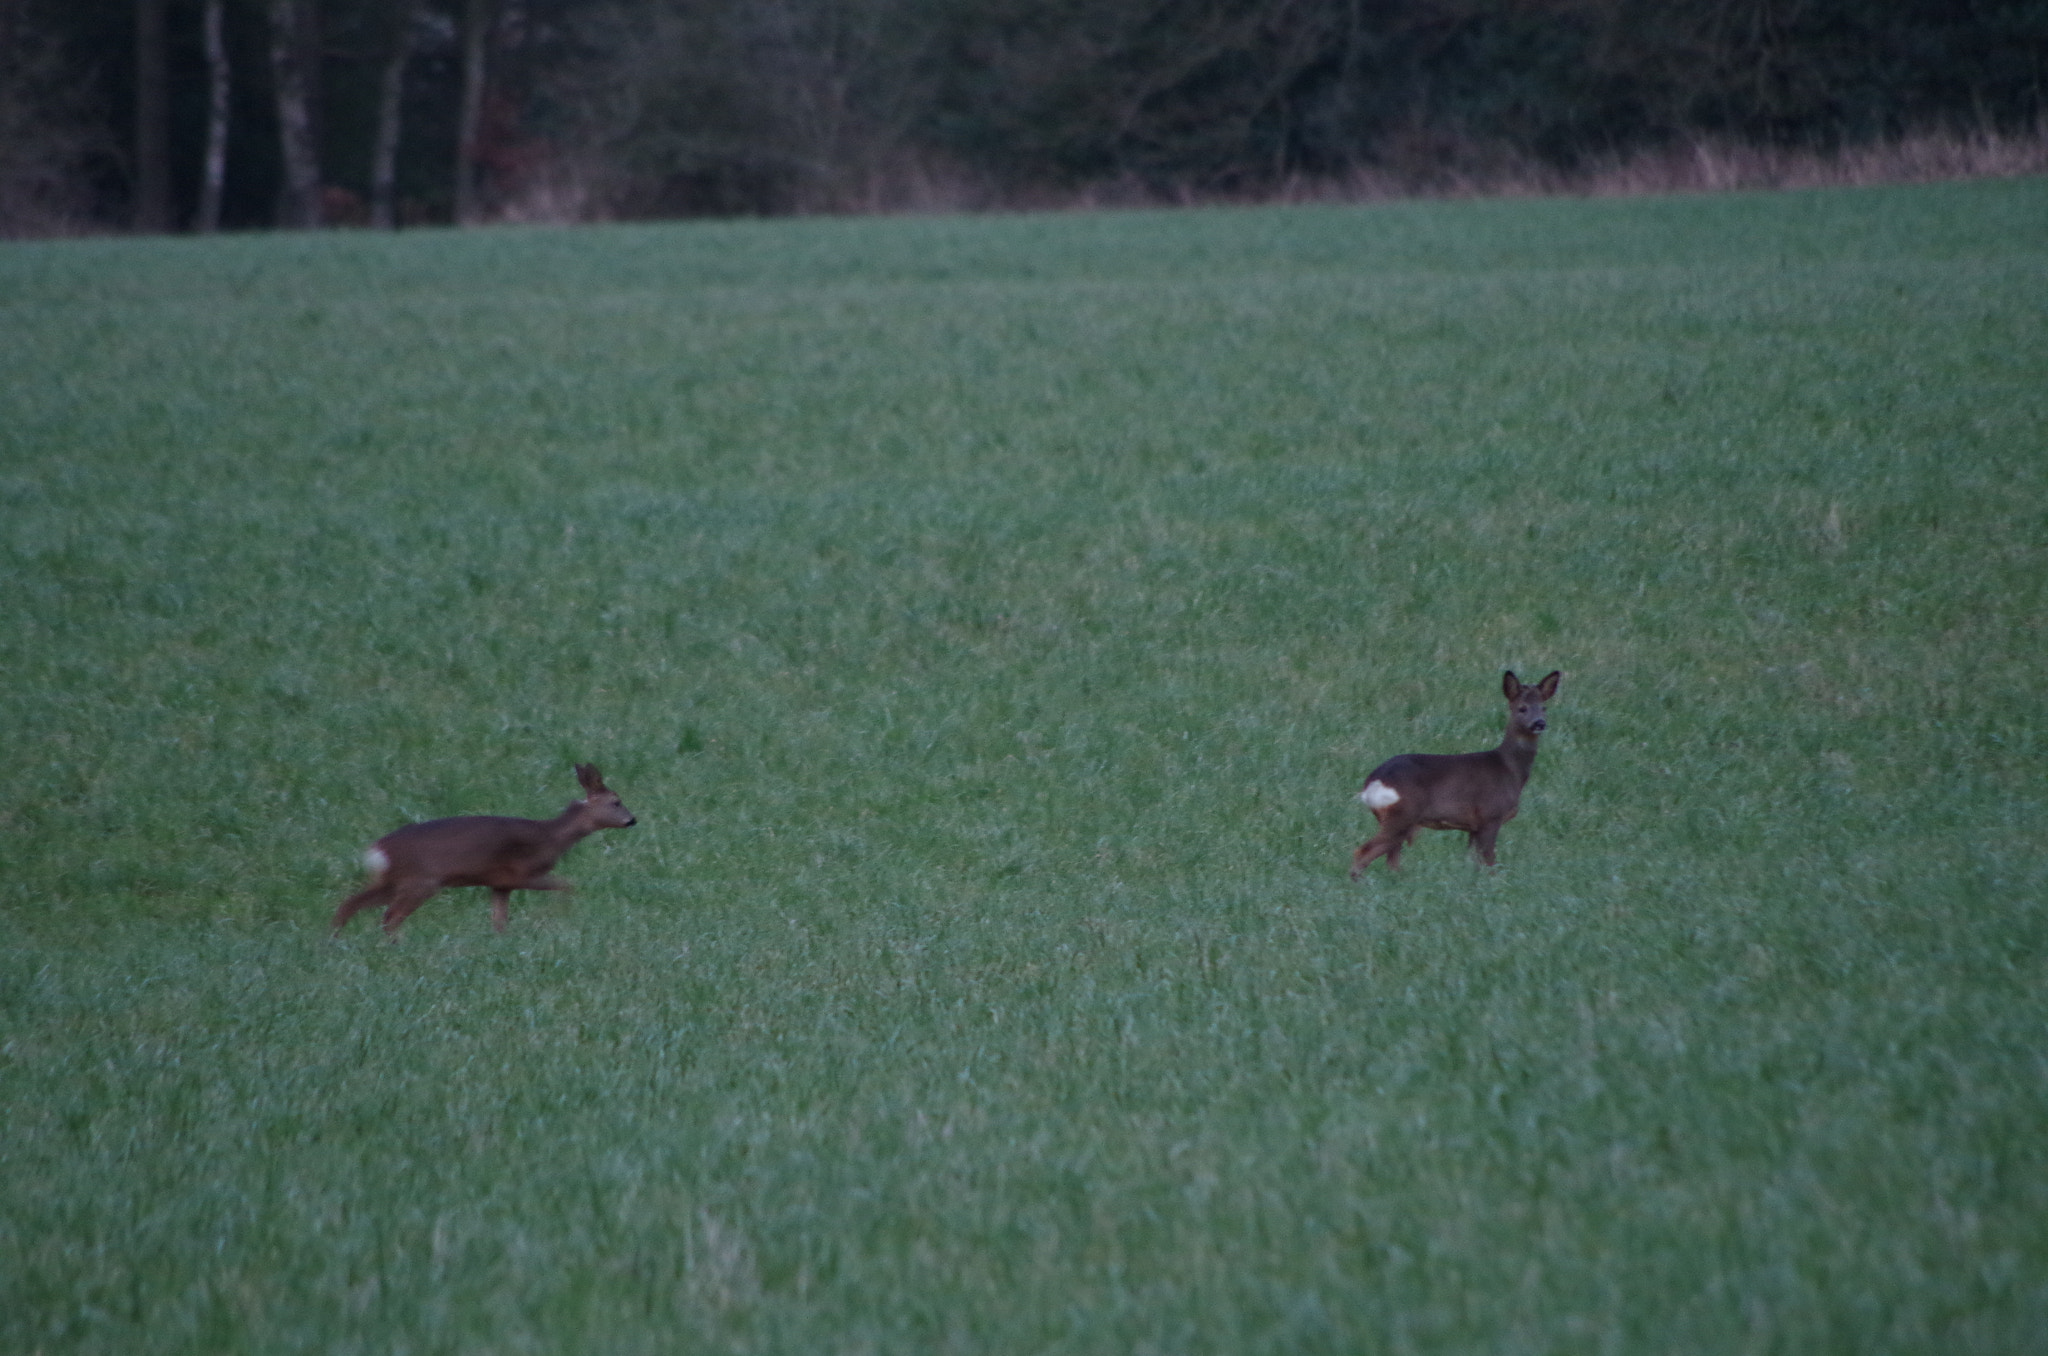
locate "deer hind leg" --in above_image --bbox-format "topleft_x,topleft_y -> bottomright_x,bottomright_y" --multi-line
332,883 -> 392,936
490,889 -> 512,933
378,880 -> 440,939
1384,827 -> 1419,872
1352,815 -> 1413,879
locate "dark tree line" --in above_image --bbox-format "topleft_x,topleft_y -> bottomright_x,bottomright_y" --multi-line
3,0 -> 2044,235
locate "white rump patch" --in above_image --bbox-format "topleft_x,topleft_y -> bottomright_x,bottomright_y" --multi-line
1361,780 -> 1401,810
363,847 -> 390,875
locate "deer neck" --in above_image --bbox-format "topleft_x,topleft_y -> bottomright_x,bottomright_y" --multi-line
542,801 -> 597,849
1497,725 -> 1541,785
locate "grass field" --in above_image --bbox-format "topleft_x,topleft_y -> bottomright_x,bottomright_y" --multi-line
3,178 -> 2046,1352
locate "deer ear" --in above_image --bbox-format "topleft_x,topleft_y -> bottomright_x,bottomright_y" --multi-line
1536,670 -> 1561,699
1502,670 -> 1522,699
575,763 -> 605,793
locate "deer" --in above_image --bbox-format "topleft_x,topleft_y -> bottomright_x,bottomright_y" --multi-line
1350,670 -> 1560,879
331,763 -> 636,939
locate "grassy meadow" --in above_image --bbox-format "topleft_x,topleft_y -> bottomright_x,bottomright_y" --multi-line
2,178 -> 2045,1352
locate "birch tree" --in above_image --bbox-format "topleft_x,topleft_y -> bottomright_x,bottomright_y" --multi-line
269,0 -> 324,226
195,0 -> 230,232
370,0 -> 421,228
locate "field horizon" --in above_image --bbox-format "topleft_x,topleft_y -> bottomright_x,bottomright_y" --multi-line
3,177 -> 2045,1352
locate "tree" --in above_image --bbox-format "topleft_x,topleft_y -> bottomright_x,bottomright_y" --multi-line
370,0 -> 421,227
195,0 -> 231,231
0,0 -> 105,236
918,0 -> 1346,190
133,0 -> 171,229
453,0 -> 494,223
269,0 -> 324,226
5,0 -> 2047,234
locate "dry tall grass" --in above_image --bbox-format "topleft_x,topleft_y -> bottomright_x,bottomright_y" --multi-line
1571,125 -> 2048,197
1259,124 -> 2048,207
10,121 -> 2042,239
562,123 -> 2048,221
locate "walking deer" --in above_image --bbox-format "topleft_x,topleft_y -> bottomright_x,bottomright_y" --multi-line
331,763 -> 636,938
1350,670 -> 1560,878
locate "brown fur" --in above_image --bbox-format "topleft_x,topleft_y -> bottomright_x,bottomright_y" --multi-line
332,763 -> 636,938
1351,671 -> 1559,878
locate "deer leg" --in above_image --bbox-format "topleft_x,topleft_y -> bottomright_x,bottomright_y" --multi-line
378,881 -> 440,939
1353,809 -> 1419,879
490,889 -> 511,933
331,884 -> 392,936
1351,830 -> 1401,878
1470,823 -> 1502,869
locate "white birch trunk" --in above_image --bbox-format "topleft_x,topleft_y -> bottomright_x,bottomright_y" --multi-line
370,0 -> 418,229
195,0 -> 229,233
269,0 -> 323,228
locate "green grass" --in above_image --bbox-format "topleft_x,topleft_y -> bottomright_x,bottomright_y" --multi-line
3,178 -> 2046,1352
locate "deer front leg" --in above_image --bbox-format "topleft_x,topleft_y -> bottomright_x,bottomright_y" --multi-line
490,889 -> 512,932
1384,827 -> 1418,873
1470,822 -> 1502,869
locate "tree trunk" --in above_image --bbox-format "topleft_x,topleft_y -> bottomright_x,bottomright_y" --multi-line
195,0 -> 230,232
453,0 -> 493,225
269,0 -> 323,227
133,0 -> 170,231
370,0 -> 419,229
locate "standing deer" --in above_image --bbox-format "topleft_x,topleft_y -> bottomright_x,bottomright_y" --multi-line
332,763 -> 636,938
1351,670 -> 1560,878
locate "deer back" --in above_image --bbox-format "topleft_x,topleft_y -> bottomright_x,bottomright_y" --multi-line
371,813 -> 577,889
